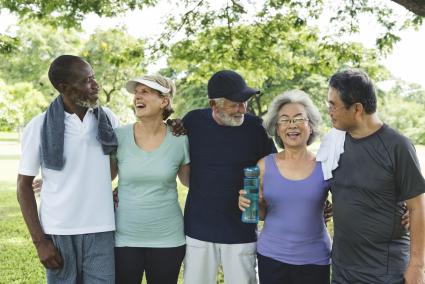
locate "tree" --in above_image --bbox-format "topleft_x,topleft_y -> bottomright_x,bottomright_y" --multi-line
392,0 -> 425,16
81,27 -> 146,123
167,14 -> 388,119
0,0 -> 157,27
0,80 -> 48,131
0,20 -> 82,96
1,0 -> 424,55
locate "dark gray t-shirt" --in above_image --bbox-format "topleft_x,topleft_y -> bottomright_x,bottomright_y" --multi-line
330,124 -> 425,274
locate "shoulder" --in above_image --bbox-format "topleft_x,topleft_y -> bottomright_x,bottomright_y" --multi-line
101,106 -> 119,128
378,124 -> 414,149
167,127 -> 189,146
183,108 -> 209,121
244,113 -> 263,125
243,113 -> 266,132
23,112 -> 46,133
114,123 -> 132,139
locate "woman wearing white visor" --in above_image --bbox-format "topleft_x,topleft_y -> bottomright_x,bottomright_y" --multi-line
110,74 -> 190,284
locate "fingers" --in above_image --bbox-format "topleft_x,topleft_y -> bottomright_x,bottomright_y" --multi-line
32,179 -> 43,193
238,190 -> 250,211
44,252 -> 63,269
36,239 -> 63,269
113,187 -> 119,208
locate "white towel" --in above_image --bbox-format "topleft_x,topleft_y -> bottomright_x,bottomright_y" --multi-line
316,128 -> 346,180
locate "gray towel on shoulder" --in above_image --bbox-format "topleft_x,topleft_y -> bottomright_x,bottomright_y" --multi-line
40,95 -> 118,171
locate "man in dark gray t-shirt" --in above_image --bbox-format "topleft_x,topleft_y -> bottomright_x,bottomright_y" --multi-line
326,68 -> 425,284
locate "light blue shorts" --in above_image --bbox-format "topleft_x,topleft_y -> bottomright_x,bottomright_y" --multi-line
46,231 -> 115,284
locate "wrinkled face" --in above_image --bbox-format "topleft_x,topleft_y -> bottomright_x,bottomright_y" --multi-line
65,61 -> 99,109
133,83 -> 168,119
327,87 -> 356,131
276,103 -> 311,149
214,98 -> 247,127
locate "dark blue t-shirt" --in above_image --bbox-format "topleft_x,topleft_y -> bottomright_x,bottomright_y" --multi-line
183,108 -> 276,243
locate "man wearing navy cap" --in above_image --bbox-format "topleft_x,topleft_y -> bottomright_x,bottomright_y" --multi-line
182,70 -> 276,284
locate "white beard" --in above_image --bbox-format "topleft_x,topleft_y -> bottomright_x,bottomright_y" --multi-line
217,110 -> 244,127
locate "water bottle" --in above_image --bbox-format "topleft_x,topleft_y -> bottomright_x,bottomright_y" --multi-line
241,166 -> 260,223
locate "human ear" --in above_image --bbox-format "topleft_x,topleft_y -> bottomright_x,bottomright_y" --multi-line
57,82 -> 68,94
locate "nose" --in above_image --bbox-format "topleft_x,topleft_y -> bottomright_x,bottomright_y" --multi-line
92,79 -> 99,90
237,102 -> 247,114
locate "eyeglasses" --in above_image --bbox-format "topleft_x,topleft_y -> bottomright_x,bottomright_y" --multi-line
325,101 -> 346,112
277,117 -> 309,126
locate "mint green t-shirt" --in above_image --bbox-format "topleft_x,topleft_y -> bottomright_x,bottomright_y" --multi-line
114,123 -> 190,247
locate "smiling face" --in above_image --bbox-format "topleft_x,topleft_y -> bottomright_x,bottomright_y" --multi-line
133,83 -> 168,119
64,61 -> 100,109
276,103 -> 311,149
212,98 -> 247,126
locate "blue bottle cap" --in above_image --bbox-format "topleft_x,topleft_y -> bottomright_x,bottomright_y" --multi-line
244,166 -> 260,177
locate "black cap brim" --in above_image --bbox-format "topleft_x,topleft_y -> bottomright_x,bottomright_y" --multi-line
226,87 -> 260,103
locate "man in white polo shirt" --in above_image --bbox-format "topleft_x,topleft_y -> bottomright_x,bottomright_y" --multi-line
17,55 -> 118,283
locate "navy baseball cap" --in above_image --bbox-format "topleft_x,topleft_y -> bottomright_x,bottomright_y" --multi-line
207,70 -> 260,103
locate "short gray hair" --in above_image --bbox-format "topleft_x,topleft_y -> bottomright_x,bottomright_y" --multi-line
263,90 -> 321,148
210,97 -> 225,107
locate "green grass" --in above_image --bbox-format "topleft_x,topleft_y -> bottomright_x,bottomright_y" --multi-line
0,181 -> 45,283
0,132 -> 19,142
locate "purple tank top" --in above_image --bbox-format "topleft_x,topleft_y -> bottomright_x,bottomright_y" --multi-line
257,153 -> 331,265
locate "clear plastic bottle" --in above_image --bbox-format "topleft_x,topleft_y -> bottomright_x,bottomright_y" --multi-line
241,166 -> 260,223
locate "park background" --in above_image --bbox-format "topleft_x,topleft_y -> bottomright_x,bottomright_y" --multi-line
1,0 -> 425,283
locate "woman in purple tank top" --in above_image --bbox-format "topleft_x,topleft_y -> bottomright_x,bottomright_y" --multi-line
239,90 -> 331,284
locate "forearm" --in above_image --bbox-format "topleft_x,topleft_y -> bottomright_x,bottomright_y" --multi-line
110,157 -> 118,181
409,205 -> 425,268
17,175 -> 46,245
178,164 -> 190,188
407,194 -> 425,268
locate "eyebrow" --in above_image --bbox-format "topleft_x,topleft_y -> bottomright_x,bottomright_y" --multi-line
279,113 -> 304,118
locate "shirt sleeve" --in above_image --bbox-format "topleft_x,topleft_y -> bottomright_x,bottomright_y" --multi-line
18,115 -> 43,176
395,139 -> 425,201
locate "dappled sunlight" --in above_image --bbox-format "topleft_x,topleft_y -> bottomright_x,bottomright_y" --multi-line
0,236 -> 27,246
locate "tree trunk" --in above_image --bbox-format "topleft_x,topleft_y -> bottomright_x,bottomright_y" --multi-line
392,0 -> 425,16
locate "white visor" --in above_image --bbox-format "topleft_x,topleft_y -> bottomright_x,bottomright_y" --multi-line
126,78 -> 171,95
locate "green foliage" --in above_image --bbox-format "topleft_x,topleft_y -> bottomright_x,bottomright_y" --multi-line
0,80 -> 48,131
379,85 -> 425,144
168,14 -> 388,118
0,0 -> 157,28
0,34 -> 19,54
0,20 -> 82,95
160,0 -> 424,57
82,27 -> 146,123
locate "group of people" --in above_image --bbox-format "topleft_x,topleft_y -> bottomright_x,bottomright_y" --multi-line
16,54 -> 425,284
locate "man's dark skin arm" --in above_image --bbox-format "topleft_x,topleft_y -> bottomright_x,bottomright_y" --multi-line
17,174 -> 63,269
166,118 -> 186,136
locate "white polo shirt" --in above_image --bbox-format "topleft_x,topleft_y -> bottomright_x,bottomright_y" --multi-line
18,107 -> 119,235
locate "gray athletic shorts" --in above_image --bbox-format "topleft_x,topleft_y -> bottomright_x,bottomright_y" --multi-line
332,262 -> 404,284
46,231 -> 114,284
